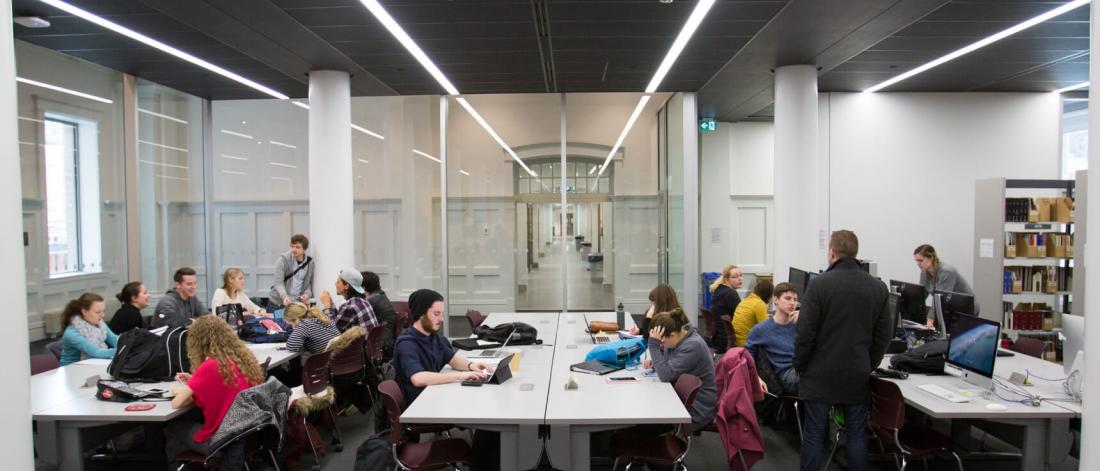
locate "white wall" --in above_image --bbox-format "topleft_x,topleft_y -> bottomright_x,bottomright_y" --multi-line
702,92 -> 1062,290
828,92 -> 1061,286
700,122 -> 775,276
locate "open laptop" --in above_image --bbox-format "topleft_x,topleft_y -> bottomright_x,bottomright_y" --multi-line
477,327 -> 514,359
462,354 -> 514,385
584,314 -> 613,344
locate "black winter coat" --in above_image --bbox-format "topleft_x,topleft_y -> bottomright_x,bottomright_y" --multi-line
793,258 -> 892,404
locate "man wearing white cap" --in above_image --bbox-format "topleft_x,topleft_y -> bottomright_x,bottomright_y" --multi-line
321,269 -> 380,333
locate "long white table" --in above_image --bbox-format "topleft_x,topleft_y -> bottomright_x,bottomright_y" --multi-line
878,349 -> 1081,470
401,311 -> 689,471
545,312 -> 690,471
401,312 -> 559,470
33,342 -> 299,471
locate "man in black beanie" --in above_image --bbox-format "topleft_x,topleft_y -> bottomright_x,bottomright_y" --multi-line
391,289 -> 492,403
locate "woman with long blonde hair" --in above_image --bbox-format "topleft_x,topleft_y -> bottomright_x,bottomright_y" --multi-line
211,267 -> 267,319
283,301 -> 341,354
165,316 -> 263,467
708,265 -> 743,352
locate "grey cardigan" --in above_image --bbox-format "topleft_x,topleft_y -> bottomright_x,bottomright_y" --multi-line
648,328 -> 717,430
268,250 -> 314,307
919,262 -> 978,316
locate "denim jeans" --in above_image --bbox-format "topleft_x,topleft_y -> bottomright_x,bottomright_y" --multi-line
800,400 -> 868,471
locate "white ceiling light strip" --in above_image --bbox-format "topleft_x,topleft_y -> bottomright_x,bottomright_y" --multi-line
16,77 -> 113,104
598,95 -> 652,175
138,108 -> 188,125
359,0 -> 534,175
645,0 -> 717,94
865,0 -> 1091,93
38,0 -> 289,99
413,149 -> 441,163
459,169 -> 470,176
220,129 -> 253,140
358,0 -> 460,96
293,101 -> 386,140
269,140 -> 298,149
1054,81 -> 1089,94
455,97 -> 537,176
597,0 -> 715,176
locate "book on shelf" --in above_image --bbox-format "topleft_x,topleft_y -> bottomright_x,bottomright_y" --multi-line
1003,266 -> 1072,294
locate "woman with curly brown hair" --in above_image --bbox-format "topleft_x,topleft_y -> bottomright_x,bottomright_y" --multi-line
165,315 -> 264,468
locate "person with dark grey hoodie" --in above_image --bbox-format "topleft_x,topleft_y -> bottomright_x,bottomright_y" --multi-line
645,307 -> 717,432
153,267 -> 208,330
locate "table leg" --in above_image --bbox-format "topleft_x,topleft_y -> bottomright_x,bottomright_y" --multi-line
569,428 -> 591,471
1020,421 -> 1051,471
516,425 -> 542,470
36,420 -> 59,467
58,423 -> 84,471
547,425 -> 571,470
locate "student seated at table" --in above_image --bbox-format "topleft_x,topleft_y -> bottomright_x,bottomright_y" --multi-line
362,271 -> 398,360
320,269 -> 380,333
59,293 -> 118,366
645,308 -> 717,432
745,282 -> 800,395
283,302 -> 340,354
153,267 -> 208,330
166,315 -> 264,469
628,283 -> 682,341
392,289 -> 492,403
109,281 -> 149,335
211,267 -> 268,319
732,280 -> 773,347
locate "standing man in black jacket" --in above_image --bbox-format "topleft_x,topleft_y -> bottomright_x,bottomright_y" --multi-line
793,230 -> 892,471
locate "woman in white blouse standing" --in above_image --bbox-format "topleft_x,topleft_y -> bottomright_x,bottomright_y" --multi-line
212,268 -> 268,318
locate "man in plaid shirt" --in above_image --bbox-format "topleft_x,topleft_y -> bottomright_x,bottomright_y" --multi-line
320,269 -> 380,332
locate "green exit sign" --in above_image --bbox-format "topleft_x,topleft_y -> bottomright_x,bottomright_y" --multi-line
699,118 -> 717,132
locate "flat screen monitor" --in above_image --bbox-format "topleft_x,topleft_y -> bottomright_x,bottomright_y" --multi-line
789,267 -> 808,296
938,290 -> 976,316
945,315 -> 1001,389
807,272 -> 820,288
890,280 -> 928,324
887,292 -> 900,334
1062,314 -> 1084,375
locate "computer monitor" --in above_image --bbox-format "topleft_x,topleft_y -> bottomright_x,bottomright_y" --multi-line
789,267 -> 808,296
890,280 -> 928,324
938,290 -> 976,316
944,315 -> 1001,389
887,292 -> 900,334
1061,314 -> 1084,375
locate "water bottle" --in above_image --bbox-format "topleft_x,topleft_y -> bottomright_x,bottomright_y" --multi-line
616,301 -> 625,330
616,346 -> 628,368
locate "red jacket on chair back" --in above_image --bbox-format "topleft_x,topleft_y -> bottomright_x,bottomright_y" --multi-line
715,347 -> 765,471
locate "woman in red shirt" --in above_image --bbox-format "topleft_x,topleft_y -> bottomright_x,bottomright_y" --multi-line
165,315 -> 265,468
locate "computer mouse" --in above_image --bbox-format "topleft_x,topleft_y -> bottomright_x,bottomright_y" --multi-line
985,403 -> 1008,411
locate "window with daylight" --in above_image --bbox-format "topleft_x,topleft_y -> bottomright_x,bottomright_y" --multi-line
44,115 -> 101,277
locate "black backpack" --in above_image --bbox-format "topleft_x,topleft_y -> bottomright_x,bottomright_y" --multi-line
474,322 -> 540,346
889,339 -> 948,374
354,430 -> 395,471
108,327 -> 190,381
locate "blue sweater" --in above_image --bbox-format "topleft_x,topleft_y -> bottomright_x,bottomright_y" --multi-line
744,318 -> 796,374
60,324 -> 119,366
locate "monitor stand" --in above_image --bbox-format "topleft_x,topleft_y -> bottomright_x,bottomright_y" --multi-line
944,363 -> 993,390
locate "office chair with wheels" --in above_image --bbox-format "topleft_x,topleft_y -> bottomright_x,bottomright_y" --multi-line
866,377 -> 964,471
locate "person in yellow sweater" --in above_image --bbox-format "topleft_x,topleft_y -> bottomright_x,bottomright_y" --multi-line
732,280 -> 774,347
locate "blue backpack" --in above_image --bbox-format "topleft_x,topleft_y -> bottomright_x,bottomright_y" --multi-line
585,337 -> 647,366
237,317 -> 292,344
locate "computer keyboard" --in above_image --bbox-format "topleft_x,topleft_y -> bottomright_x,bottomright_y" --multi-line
918,384 -> 970,403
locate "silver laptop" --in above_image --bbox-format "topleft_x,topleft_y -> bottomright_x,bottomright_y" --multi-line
478,326 -> 514,358
584,315 -> 612,344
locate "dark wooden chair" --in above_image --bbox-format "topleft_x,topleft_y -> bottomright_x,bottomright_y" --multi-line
1009,336 -> 1046,359
378,380 -> 470,471
867,377 -> 964,471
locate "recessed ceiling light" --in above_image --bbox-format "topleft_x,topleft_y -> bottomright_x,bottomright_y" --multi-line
864,0 -> 1090,93
14,16 -> 51,28
38,0 -> 289,99
645,0 -> 716,93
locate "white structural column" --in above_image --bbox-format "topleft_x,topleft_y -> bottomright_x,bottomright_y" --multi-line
773,65 -> 824,279
1082,3 -> 1099,468
0,0 -> 35,466
307,71 -> 354,300
681,93 -> 700,324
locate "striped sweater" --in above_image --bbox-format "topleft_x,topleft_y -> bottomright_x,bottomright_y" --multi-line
286,318 -> 340,354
